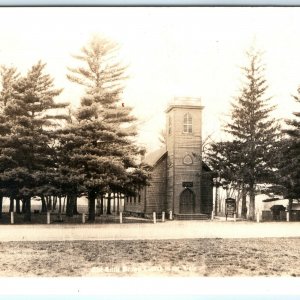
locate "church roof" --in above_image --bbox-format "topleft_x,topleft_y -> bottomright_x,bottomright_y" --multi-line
143,148 -> 167,167
144,148 -> 212,172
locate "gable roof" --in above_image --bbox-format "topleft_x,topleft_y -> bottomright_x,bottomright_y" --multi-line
202,161 -> 212,172
143,148 -> 212,172
143,148 -> 167,167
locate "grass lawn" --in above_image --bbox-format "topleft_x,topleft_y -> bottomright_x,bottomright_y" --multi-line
0,238 -> 299,277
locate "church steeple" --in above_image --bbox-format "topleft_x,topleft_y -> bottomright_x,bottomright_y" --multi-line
165,97 -> 204,215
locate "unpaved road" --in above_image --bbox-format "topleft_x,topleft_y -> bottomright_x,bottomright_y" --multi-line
0,220 -> 300,241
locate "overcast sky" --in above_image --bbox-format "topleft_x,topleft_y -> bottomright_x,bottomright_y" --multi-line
1,7 -> 300,151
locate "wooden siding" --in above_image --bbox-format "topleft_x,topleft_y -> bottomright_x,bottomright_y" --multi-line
200,170 -> 214,214
166,106 -> 203,215
124,156 -> 167,215
144,156 -> 168,214
124,100 -> 213,218
124,190 -> 145,214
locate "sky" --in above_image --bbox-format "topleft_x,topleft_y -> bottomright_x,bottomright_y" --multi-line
1,7 -> 300,151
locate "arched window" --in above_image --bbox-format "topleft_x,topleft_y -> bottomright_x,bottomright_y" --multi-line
183,113 -> 192,133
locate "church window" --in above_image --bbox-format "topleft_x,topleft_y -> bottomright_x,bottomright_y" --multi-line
183,113 -> 192,133
168,116 -> 172,135
183,154 -> 193,165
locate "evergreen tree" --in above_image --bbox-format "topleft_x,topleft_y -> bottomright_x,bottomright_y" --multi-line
0,66 -> 20,218
277,87 -> 300,209
207,140 -> 248,218
65,35 -> 149,221
67,35 -> 135,126
220,49 -> 279,219
59,108 -> 147,221
0,61 -> 68,221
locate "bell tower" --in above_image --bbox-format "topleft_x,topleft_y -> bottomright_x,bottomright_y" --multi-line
165,97 -> 204,216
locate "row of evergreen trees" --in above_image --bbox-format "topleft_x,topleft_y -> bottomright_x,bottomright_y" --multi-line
207,48 -> 300,220
0,35 -> 149,222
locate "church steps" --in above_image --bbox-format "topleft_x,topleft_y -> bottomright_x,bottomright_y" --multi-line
174,213 -> 210,220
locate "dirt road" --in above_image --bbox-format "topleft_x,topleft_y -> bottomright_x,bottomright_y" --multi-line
0,220 -> 299,241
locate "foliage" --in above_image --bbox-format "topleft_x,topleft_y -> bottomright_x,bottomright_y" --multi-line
277,87 -> 300,202
207,49 -> 280,219
0,61 -> 69,220
66,35 -> 149,221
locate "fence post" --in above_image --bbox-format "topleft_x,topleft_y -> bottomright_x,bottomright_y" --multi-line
120,212 -> 123,224
10,212 -> 14,224
82,213 -> 85,224
47,211 -> 50,224
153,212 -> 156,224
287,211 -> 290,222
256,210 -> 260,223
169,211 -> 173,220
234,213 -> 236,222
162,212 -> 165,222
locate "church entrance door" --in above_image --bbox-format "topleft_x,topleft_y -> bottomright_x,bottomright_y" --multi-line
179,188 -> 195,214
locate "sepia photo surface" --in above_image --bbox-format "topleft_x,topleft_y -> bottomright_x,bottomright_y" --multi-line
0,7 -> 300,296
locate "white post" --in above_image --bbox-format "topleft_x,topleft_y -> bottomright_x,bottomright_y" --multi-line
256,210 -> 260,223
169,211 -> 173,220
153,212 -> 156,224
47,211 -> 50,224
234,213 -> 236,222
287,211 -> 290,222
120,212 -> 123,224
211,211 -> 214,221
162,212 -> 165,222
82,213 -> 85,224
10,212 -> 14,224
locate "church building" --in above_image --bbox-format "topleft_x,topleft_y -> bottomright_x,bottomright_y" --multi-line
124,97 -> 213,220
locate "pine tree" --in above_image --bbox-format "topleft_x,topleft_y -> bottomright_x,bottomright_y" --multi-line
67,35 -> 135,126
277,87 -> 300,209
225,49 -> 280,219
0,61 -> 68,221
207,140 -> 248,218
59,108 -> 146,221
65,35 -> 149,221
0,66 -> 20,218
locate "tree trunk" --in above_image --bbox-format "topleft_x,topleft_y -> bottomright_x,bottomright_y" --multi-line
66,196 -> 70,213
236,186 -> 241,218
100,195 -> 104,215
107,193 -> 111,215
16,199 -> 21,214
58,196 -> 63,221
96,198 -> 101,216
112,193 -> 116,213
248,183 -> 255,220
21,200 -> 26,214
241,185 -> 247,219
117,193 -> 120,214
0,196 -> 3,219
88,191 -> 96,222
46,196 -> 52,211
53,196 -> 57,211
9,197 -> 14,213
73,197 -> 79,215
62,196 -> 66,212
288,198 -> 293,211
214,185 -> 219,216
66,194 -> 76,217
23,196 -> 31,222
41,195 -> 47,213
